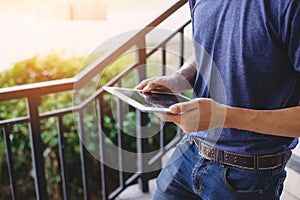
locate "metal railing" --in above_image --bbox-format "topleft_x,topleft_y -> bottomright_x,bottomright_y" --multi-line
0,1 -> 191,199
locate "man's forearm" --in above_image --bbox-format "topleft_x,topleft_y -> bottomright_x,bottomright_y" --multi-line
225,106 -> 300,137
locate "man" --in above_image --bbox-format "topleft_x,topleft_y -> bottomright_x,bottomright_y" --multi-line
136,0 -> 300,199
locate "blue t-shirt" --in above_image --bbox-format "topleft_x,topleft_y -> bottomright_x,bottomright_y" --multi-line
189,0 -> 300,155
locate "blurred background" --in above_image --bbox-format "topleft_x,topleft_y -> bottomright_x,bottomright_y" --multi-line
0,0 -> 178,72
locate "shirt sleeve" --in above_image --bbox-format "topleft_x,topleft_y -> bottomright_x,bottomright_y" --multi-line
281,0 -> 300,72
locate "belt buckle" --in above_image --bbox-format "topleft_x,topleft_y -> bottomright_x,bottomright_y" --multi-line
199,141 -> 218,162
193,139 -> 223,163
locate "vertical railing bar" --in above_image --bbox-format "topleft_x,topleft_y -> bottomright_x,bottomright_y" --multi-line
135,36 -> 150,193
136,110 -> 149,193
116,82 -> 125,188
178,28 -> 186,138
57,116 -> 69,200
161,45 -> 167,76
27,96 -> 48,200
97,95 -> 107,200
179,28 -> 185,68
160,44 -> 167,155
135,37 -> 147,85
78,110 -> 89,200
3,125 -> 18,200
159,121 -> 165,151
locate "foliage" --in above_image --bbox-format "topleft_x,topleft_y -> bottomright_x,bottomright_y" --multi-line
0,51 -> 127,199
0,51 -> 176,199
0,51 -> 85,88
0,52 -> 85,199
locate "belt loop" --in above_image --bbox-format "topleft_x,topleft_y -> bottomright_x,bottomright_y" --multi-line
218,150 -> 224,163
213,148 -> 218,162
282,151 -> 291,164
190,137 -> 194,145
281,153 -> 285,164
254,155 -> 258,170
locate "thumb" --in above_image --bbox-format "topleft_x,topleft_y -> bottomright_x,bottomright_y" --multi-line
169,103 -> 180,114
169,99 -> 198,114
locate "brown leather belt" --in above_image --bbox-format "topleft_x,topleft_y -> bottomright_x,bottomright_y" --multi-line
192,138 -> 292,170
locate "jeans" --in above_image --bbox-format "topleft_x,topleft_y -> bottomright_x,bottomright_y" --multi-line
152,135 -> 287,200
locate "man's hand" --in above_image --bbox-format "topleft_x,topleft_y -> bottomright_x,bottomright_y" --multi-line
135,58 -> 197,93
135,74 -> 181,93
155,98 -> 228,133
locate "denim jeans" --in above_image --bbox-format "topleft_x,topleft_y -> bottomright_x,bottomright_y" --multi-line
152,135 -> 287,200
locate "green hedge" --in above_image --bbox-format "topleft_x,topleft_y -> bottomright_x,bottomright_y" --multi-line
0,51 -> 177,199
0,51 -> 132,199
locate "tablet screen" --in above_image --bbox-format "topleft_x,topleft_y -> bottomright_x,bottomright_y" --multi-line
104,87 -> 190,113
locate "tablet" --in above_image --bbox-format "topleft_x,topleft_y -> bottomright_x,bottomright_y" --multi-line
103,86 -> 190,113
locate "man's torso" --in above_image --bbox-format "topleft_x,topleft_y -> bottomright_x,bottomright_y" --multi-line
189,0 -> 299,154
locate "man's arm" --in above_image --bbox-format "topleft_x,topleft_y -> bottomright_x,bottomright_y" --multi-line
157,98 -> 300,137
225,106 -> 300,137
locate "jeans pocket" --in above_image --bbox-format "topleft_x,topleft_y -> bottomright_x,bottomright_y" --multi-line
223,166 -> 264,198
192,158 -> 209,195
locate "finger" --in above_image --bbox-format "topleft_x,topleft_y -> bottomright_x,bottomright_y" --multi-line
143,82 -> 158,92
135,80 -> 149,90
